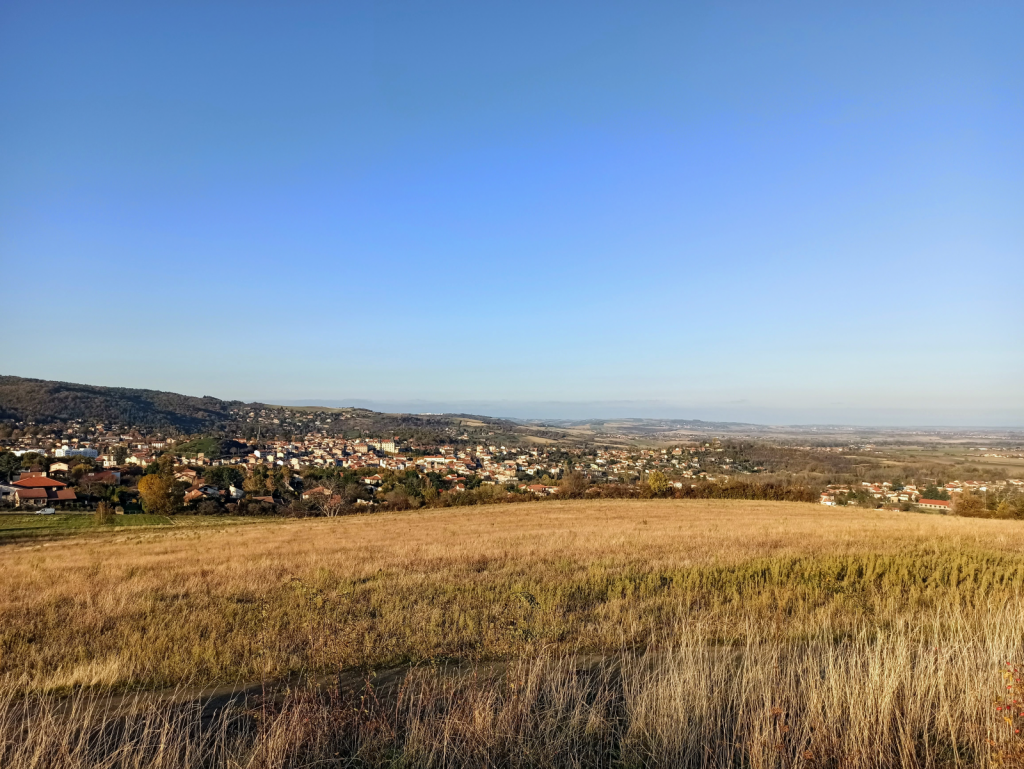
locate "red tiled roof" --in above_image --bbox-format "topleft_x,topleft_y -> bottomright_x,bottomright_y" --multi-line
15,488 -> 48,500
16,488 -> 77,501
13,477 -> 67,489
918,499 -> 950,506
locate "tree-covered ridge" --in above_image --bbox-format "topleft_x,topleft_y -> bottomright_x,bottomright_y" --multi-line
0,375 -> 253,430
0,376 -> 526,445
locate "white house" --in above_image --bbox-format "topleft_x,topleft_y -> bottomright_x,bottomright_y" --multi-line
53,446 -> 99,458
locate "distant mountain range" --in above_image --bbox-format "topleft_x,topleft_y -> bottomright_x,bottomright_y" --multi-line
0,375 -> 253,431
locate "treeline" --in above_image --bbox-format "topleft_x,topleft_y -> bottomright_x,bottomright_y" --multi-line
338,477 -> 820,511
152,461 -> 821,519
225,475 -> 819,518
581,479 -> 819,503
954,489 -> 1024,520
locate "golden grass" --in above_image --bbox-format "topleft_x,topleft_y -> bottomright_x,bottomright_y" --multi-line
4,628 -> 1024,768
3,499 -> 1024,766
1,499 -> 1023,694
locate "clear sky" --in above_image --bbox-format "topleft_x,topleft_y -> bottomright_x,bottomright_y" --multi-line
2,1 -> 1022,425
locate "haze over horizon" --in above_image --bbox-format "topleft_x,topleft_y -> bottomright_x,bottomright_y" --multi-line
3,2 -> 1021,426
268,398 -> 1023,429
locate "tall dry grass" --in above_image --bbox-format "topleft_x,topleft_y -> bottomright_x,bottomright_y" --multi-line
2,499 -> 1024,766
1,500 -> 1023,692
2,615 -> 1023,767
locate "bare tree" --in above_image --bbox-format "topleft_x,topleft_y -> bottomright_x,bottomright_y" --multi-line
308,477 -> 347,517
558,471 -> 589,499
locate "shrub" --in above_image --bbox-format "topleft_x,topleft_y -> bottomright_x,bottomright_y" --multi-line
195,499 -> 224,516
94,502 -> 113,525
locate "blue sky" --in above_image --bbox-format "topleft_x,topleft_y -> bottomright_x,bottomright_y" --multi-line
2,1 -> 1022,425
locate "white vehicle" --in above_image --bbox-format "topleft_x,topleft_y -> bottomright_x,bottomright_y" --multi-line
35,507 -> 56,515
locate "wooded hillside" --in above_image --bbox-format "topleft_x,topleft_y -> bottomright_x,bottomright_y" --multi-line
0,375 -> 251,431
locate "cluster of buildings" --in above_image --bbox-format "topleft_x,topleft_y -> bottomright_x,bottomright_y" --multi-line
0,472 -> 78,507
229,438 -> 752,489
820,481 -> 926,506
0,416 -> 777,510
579,443 -> 756,482
4,413 -> 1021,512
237,437 -> 567,485
820,478 -> 1023,509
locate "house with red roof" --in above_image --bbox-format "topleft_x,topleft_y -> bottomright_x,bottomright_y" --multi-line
10,475 -> 77,507
520,483 -> 558,495
184,486 -> 222,505
80,470 -> 121,486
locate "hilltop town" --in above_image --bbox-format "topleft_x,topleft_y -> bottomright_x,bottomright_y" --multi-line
0,408 -> 764,511
2,399 -> 1022,519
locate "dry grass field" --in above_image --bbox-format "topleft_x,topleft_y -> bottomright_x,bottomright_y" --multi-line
3,499 -> 1024,767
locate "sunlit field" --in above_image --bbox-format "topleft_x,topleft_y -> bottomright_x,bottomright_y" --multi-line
2,499 -> 1024,767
